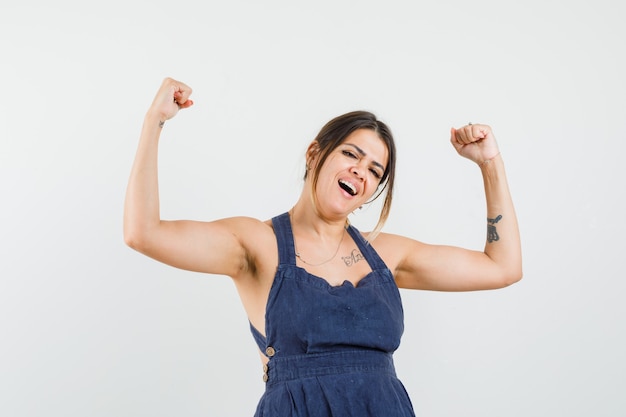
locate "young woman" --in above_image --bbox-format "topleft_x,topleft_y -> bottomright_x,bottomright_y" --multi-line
124,77 -> 522,416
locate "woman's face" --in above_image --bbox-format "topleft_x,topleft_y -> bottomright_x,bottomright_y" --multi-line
312,128 -> 389,217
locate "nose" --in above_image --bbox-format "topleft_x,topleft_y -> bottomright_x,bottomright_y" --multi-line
351,164 -> 365,181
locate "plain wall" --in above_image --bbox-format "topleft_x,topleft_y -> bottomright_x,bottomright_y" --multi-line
1,1 -> 624,416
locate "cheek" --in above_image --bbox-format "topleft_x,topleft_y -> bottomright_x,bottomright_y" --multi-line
365,182 -> 380,198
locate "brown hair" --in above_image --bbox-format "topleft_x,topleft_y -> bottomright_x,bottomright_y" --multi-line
305,110 -> 396,239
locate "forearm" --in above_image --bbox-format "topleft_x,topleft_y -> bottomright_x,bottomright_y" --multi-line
480,154 -> 522,282
123,113 -> 164,247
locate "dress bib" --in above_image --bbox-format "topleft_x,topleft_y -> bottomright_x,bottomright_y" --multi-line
250,212 -> 415,417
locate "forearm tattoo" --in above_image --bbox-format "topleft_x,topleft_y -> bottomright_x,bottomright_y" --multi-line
487,215 -> 503,243
342,249 -> 365,267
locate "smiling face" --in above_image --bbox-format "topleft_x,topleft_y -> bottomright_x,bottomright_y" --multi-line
303,110 -> 396,234
309,128 -> 389,218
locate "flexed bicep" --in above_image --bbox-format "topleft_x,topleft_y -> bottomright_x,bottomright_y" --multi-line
126,217 -> 263,279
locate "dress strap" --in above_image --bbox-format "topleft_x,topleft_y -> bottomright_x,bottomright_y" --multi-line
271,212 -> 297,265
346,224 -> 388,271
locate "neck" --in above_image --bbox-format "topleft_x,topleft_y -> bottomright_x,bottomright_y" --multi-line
289,203 -> 348,267
289,201 -> 348,239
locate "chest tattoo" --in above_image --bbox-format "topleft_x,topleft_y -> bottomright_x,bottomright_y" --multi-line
342,249 -> 365,267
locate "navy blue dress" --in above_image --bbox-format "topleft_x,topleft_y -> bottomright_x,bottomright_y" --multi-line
250,212 -> 415,416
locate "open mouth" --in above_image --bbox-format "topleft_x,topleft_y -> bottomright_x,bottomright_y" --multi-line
339,179 -> 357,196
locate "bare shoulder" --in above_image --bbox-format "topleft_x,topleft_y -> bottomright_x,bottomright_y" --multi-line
221,216 -> 276,252
364,231 -> 425,273
218,215 -> 273,235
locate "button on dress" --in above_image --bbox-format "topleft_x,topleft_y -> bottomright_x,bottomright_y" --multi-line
250,212 -> 415,416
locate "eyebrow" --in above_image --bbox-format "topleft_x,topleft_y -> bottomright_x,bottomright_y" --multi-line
344,143 -> 386,172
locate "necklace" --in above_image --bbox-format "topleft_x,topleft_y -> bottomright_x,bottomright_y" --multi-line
294,228 -> 346,266
290,209 -> 347,267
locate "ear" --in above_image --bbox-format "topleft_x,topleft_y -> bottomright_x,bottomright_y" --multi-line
306,141 -> 320,168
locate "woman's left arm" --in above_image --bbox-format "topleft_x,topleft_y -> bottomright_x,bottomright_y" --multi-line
393,124 -> 522,291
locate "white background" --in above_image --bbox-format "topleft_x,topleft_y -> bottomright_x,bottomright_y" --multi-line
1,1 -> 625,416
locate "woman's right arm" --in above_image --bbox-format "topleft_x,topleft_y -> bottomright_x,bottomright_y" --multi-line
123,78 -> 252,278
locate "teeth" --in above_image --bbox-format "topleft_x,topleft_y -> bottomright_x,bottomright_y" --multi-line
339,179 -> 357,196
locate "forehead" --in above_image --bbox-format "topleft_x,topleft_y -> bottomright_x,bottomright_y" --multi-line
341,129 -> 389,167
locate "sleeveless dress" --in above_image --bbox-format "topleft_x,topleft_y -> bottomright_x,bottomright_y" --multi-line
249,212 -> 415,417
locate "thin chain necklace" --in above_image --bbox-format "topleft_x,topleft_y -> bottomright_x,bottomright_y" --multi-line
290,209 -> 347,267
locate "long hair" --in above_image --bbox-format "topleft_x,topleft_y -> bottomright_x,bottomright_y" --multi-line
305,111 -> 396,240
